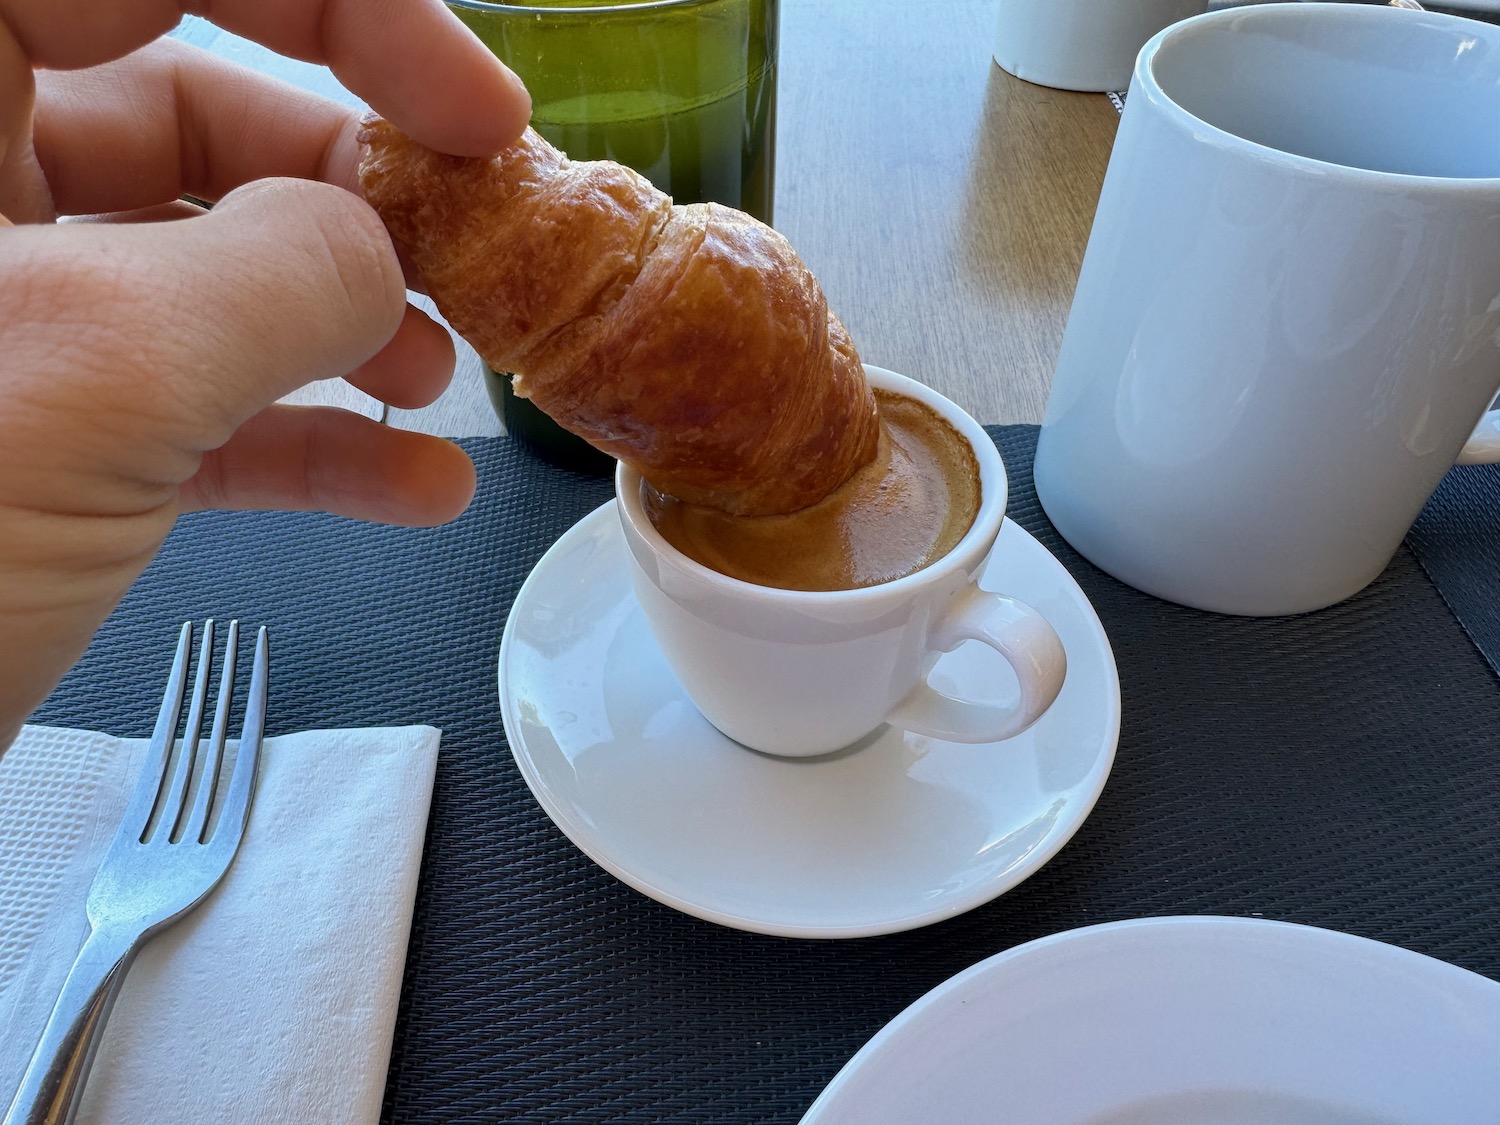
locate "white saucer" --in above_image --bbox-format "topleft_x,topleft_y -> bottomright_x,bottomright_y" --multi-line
497,502 -> 1120,938
801,916 -> 1500,1123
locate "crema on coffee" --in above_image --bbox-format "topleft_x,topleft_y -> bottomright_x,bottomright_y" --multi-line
644,390 -> 981,591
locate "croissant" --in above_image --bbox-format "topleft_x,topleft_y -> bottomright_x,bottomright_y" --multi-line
357,118 -> 879,516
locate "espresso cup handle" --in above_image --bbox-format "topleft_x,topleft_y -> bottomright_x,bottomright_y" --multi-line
1457,407 -> 1500,465
885,587 -> 1067,744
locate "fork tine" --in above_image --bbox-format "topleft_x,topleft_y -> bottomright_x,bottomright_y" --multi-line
182,620 -> 239,844
119,622 -> 192,843
210,626 -> 267,848
152,619 -> 215,844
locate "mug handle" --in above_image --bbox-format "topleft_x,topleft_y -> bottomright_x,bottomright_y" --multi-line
1457,407 -> 1500,465
884,587 -> 1067,744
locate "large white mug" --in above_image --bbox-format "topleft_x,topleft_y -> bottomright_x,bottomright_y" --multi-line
616,366 -> 1067,758
992,0 -> 1207,93
1034,2 -> 1500,617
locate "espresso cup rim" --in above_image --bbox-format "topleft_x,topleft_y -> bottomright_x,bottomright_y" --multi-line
1133,2 -> 1500,190
615,364 -> 1007,601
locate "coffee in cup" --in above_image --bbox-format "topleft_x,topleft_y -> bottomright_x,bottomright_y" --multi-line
642,390 -> 982,592
616,365 -> 1067,758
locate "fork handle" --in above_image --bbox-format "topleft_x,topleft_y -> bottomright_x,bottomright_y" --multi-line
3,926 -> 139,1125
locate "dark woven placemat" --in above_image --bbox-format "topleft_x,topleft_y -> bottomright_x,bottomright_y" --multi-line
1408,461 -> 1500,679
31,427 -> 1500,1125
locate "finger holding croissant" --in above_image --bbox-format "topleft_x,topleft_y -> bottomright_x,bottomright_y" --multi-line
357,117 -> 879,517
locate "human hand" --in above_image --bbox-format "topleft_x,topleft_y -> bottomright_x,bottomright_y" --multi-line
0,0 -> 531,745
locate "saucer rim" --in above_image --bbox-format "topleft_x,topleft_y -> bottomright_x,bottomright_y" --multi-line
498,500 -> 1121,938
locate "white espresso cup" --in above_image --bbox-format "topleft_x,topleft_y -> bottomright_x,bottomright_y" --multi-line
992,0 -> 1207,93
1034,2 -> 1500,617
616,366 -> 1067,758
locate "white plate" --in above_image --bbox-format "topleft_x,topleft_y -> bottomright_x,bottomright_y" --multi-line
497,502 -> 1119,938
802,916 -> 1500,1123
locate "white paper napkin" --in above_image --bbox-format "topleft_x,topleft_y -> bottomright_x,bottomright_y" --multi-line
0,723 -> 441,1125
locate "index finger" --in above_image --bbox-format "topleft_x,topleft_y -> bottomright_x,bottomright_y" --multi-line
34,41 -> 364,215
0,0 -> 529,156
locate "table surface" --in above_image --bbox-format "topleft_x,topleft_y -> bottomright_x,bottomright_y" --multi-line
180,0 -> 1120,435
51,11 -> 1500,1120
33,428 -> 1500,1124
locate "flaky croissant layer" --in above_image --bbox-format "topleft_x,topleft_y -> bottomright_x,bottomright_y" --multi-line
357,117 -> 879,516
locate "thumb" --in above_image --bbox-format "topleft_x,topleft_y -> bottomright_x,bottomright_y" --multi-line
146,177 -> 408,442
0,178 -> 406,512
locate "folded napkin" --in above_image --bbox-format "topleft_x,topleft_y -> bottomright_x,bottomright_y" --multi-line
0,724 -> 440,1124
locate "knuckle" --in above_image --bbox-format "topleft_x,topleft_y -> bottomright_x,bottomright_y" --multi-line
229,178 -> 404,331
0,231 -> 194,484
312,191 -> 406,328
1,234 -> 153,382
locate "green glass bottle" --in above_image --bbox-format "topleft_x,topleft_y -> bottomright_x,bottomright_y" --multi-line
449,0 -> 780,474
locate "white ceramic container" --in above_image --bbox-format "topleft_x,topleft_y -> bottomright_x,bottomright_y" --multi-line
992,0 -> 1207,92
616,366 -> 1067,757
1034,3 -> 1500,616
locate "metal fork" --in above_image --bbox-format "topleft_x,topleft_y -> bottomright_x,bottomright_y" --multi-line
3,620 -> 269,1125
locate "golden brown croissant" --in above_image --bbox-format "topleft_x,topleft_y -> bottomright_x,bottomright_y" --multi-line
357,117 -> 879,516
